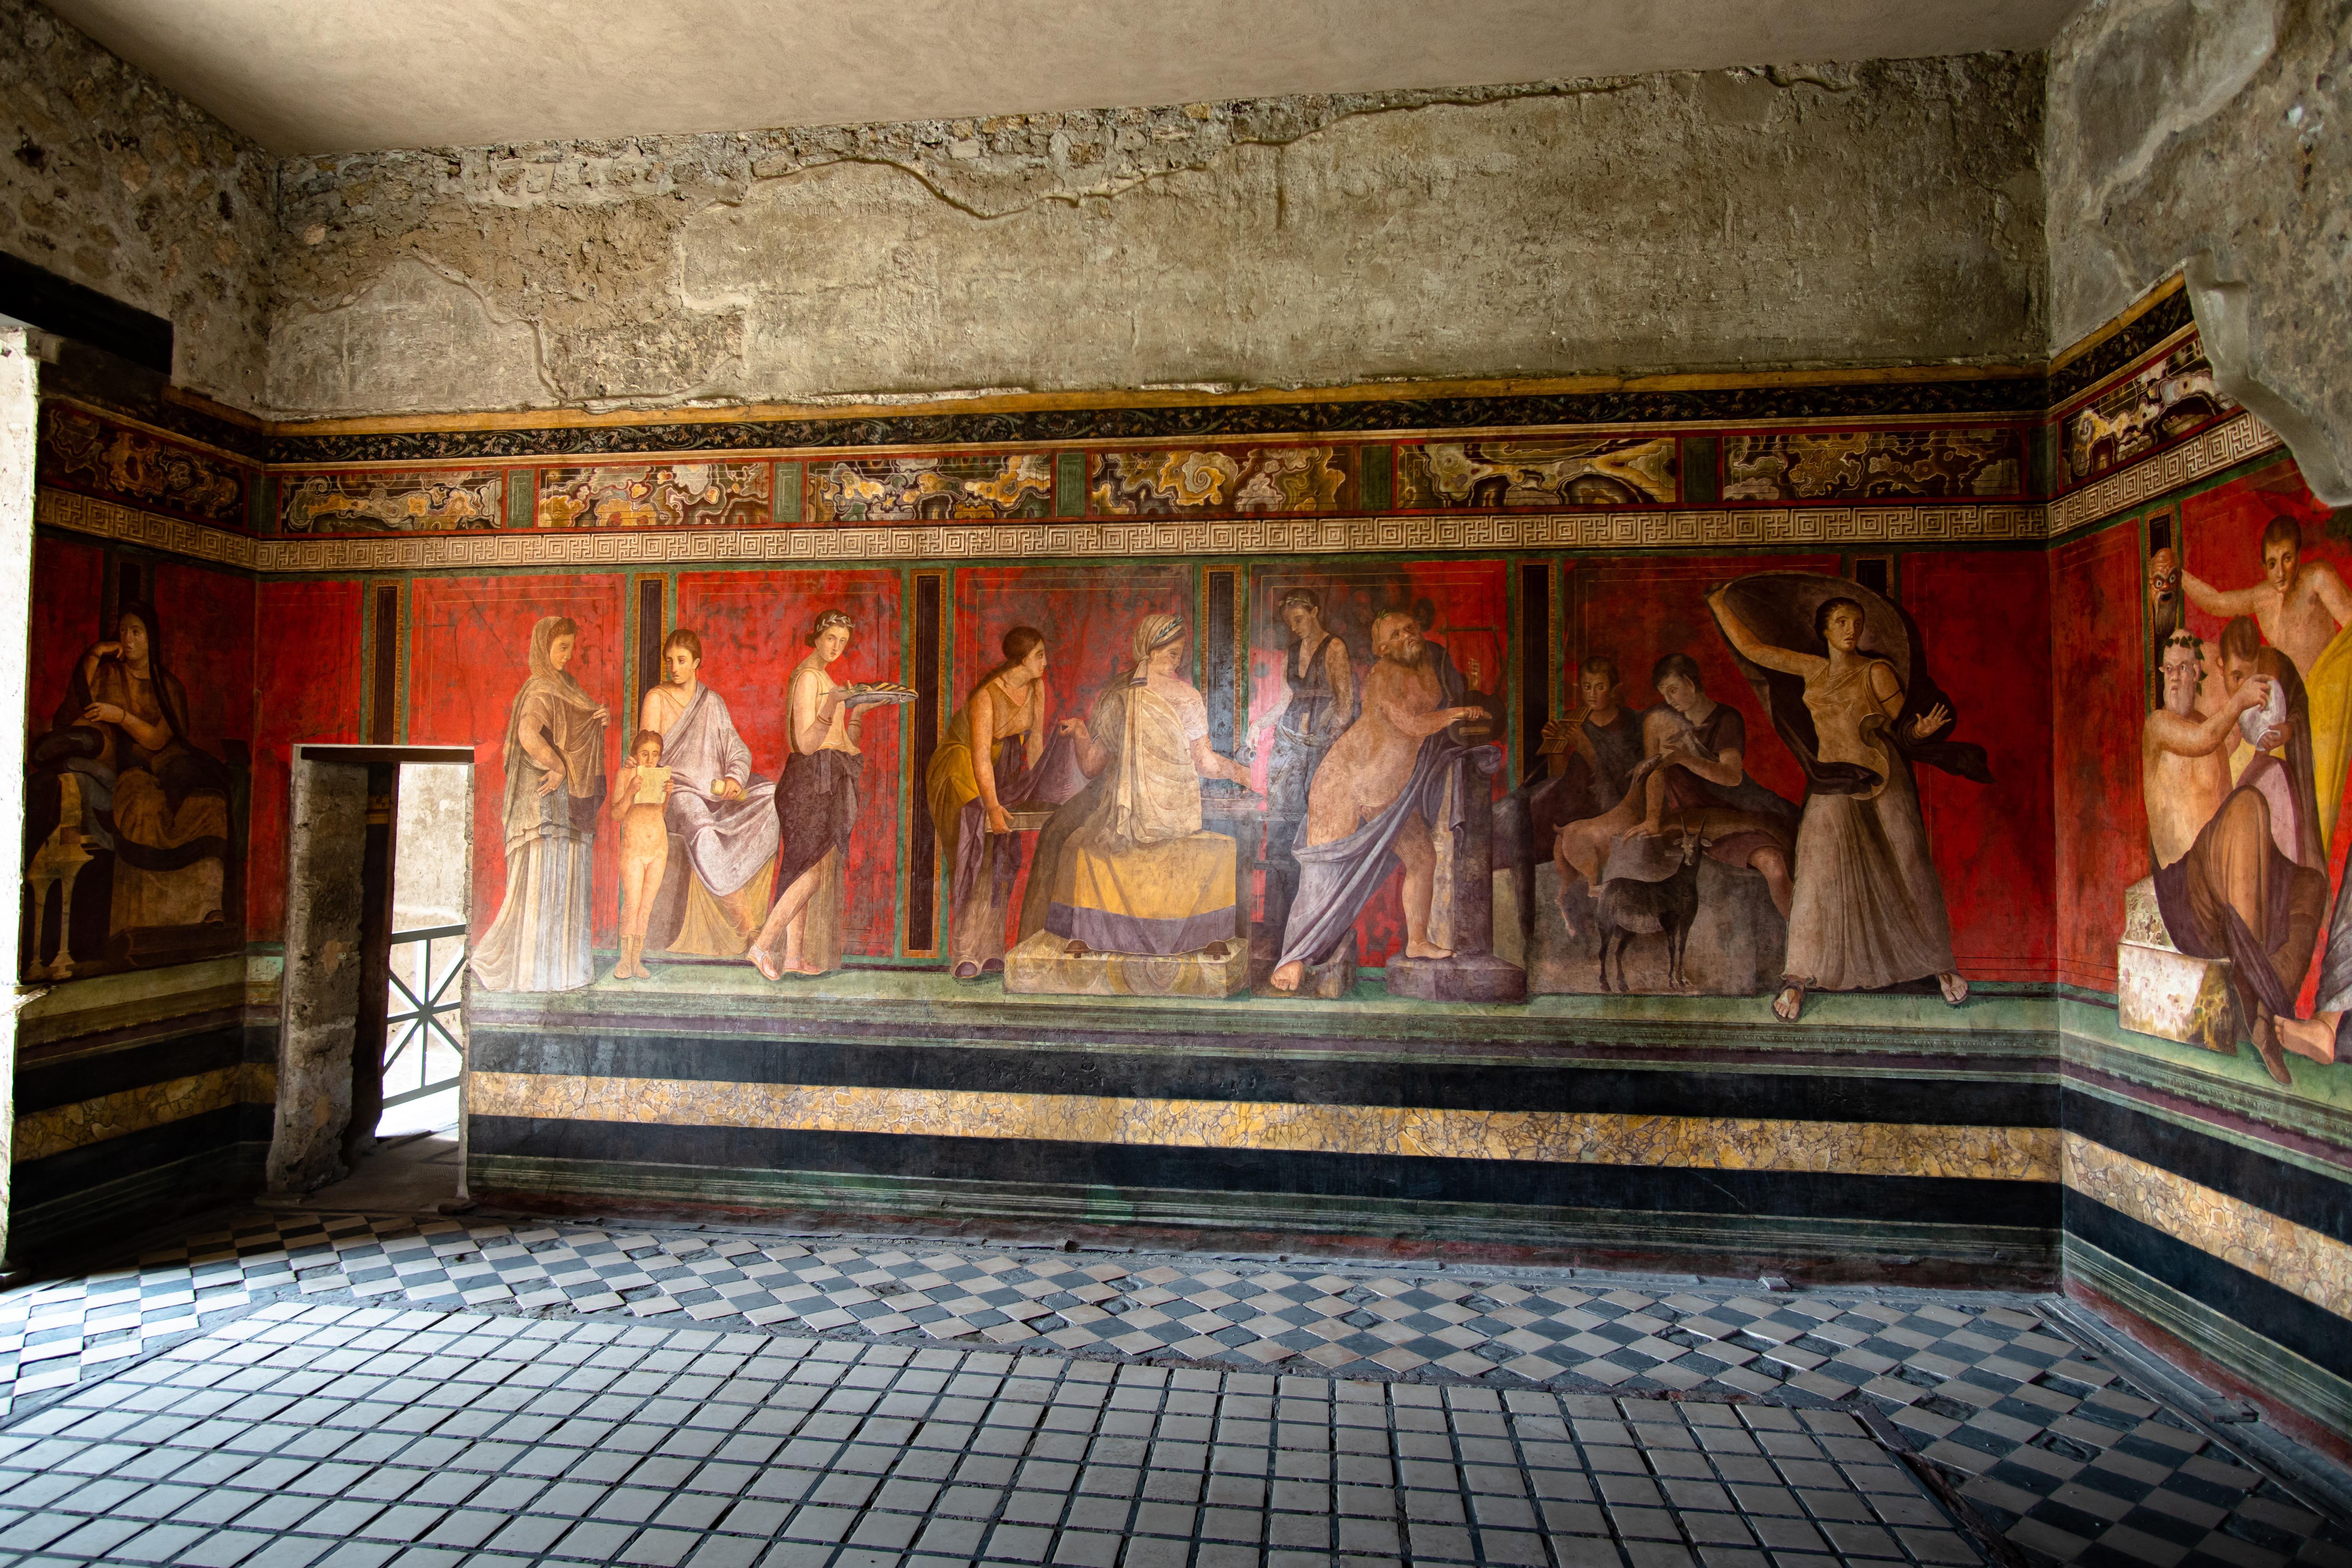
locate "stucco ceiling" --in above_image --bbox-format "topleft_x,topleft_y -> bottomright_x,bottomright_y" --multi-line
43,0 -> 2088,156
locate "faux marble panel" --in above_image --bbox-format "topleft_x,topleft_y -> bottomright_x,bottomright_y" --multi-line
2063,1131 -> 2352,1320
469,1073 -> 2058,1181
12,1063 -> 277,1164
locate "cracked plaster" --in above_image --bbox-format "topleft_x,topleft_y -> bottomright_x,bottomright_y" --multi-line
264,59 -> 2047,419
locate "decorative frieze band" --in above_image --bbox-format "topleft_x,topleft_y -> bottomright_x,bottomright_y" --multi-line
41,488 -> 2054,571
2047,411 -> 2283,538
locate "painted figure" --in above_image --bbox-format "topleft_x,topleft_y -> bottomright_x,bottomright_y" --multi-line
1272,611 -> 1487,990
2141,630 -> 2323,1084
2147,541 -> 2182,652
928,626 -> 1052,980
609,729 -> 674,980
640,627 -> 779,953
1495,655 -> 1643,954
2182,516 -> 2352,845
26,600 -> 234,945
751,611 -> 868,978
1256,589 -> 1358,935
1709,579 -> 1982,1022
472,615 -> 611,992
1018,613 -> 1255,956
1551,654 -> 1797,940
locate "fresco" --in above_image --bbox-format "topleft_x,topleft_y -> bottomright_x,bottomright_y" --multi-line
1721,428 -> 2024,501
38,402 -> 248,528
2108,455 -> 2352,1090
281,468 -> 504,533
20,541 -> 250,980
811,453 -> 1052,522
538,461 -> 772,528
2063,335 -> 2234,487
1090,446 -> 1356,517
1395,438 -> 1676,508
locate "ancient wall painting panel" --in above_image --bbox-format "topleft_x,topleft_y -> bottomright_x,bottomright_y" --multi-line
1244,559 -> 1510,980
1529,551 -> 1990,1012
1395,438 -> 1676,509
810,453 -> 1051,523
2106,453 -> 2352,1095
248,579 -> 365,944
2062,333 -> 2235,491
22,545 -> 251,980
671,570 -> 906,970
537,460 -> 772,528
409,575 -> 626,987
281,468 -> 505,533
942,563 -> 1195,976
1089,445 -> 1357,517
1720,428 -> 2024,501
38,403 -> 251,531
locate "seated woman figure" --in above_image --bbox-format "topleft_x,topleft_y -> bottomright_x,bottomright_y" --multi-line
1016,612 -> 1256,956
29,601 -> 233,940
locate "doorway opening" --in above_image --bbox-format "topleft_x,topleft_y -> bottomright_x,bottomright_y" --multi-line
269,748 -> 473,1213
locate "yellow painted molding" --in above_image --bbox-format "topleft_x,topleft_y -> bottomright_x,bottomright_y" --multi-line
469,1072 -> 2059,1181
2063,1132 -> 2352,1321
12,1063 -> 276,1164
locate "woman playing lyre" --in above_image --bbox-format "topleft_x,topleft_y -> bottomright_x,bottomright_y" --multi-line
751,610 -> 867,978
927,626 -> 1051,980
1709,585 -> 1970,1022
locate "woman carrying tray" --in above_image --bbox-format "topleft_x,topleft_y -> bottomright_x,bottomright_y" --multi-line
750,610 -> 911,978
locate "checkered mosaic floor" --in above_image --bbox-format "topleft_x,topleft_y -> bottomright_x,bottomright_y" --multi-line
0,1209 -> 2342,1568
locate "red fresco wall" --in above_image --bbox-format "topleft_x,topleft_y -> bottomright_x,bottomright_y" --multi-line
153,561 -> 255,765
26,536 -> 106,736
249,580 -> 365,942
951,563 -> 1196,957
676,570 -> 903,958
2051,522 -> 2149,993
1903,551 -> 2054,982
409,576 -> 627,949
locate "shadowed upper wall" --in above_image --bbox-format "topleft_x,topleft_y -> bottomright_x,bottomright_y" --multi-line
2045,0 -> 2350,501
263,57 -> 2047,420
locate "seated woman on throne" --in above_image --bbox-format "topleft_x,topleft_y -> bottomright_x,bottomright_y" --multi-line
1016,612 -> 1256,956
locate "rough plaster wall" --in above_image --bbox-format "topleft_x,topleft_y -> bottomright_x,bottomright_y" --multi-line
2047,0 -> 2350,499
267,760 -> 366,1195
268,57 -> 2046,419
0,0 -> 276,409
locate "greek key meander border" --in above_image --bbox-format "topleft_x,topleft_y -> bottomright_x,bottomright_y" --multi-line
2047,412 -> 2283,537
36,414 -> 2278,572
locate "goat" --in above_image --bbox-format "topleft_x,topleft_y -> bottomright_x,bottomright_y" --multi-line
1594,829 -> 1706,992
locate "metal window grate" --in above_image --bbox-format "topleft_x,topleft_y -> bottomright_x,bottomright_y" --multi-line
384,921 -> 466,1108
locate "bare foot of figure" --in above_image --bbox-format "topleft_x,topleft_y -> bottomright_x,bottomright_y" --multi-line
1403,941 -> 1454,960
1271,960 -> 1305,992
2250,1014 -> 2295,1086
750,944 -> 782,982
1773,981 -> 1806,1023
1937,971 -> 1969,1006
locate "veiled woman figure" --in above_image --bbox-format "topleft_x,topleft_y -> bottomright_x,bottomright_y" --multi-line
1708,578 -> 1986,1021
928,626 -> 1052,980
30,600 -> 234,936
1017,612 -> 1255,956
752,610 -> 867,979
472,616 -> 611,992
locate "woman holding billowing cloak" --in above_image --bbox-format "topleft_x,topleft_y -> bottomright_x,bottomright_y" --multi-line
1707,576 -> 1988,1023
1017,613 -> 1255,956
472,616 -> 610,992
